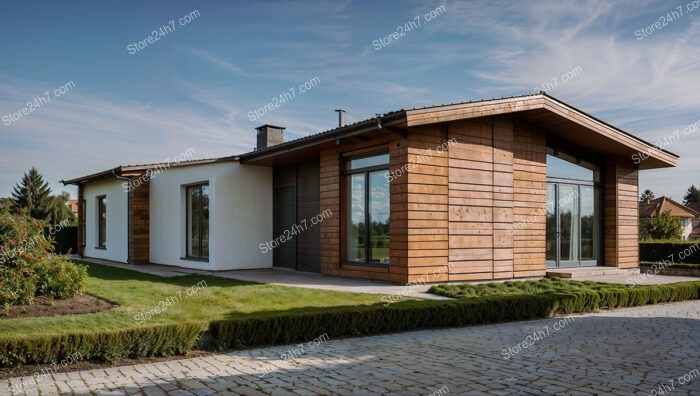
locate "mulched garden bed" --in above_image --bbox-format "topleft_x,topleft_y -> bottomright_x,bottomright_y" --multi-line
0,293 -> 116,319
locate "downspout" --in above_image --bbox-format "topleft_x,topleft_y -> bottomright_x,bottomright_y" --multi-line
112,169 -> 134,264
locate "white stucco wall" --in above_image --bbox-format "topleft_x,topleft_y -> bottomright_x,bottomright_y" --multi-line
680,217 -> 694,240
83,179 -> 129,262
149,162 -> 273,270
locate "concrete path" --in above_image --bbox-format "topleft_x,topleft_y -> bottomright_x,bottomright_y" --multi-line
4,301 -> 699,395
72,256 -> 449,300
74,257 -> 699,302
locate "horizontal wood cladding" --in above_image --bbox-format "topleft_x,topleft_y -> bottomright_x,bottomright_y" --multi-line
512,123 -> 547,277
604,157 -> 639,268
446,116 -> 546,280
128,180 -> 150,264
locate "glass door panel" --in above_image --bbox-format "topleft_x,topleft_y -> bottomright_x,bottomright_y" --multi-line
558,184 -> 579,266
546,184 -> 557,267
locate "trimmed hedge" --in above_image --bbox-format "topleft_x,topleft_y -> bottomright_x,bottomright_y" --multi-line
52,226 -> 77,255
640,241 -> 700,264
207,282 -> 700,351
1,282 -> 699,367
0,322 -> 205,367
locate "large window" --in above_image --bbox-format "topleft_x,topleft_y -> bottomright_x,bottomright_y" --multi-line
344,152 -> 390,265
546,148 -> 600,268
97,196 -> 106,248
187,184 -> 209,259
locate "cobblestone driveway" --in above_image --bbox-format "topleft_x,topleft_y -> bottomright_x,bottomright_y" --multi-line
3,301 -> 699,395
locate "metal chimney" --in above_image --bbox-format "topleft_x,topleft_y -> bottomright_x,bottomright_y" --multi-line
334,109 -> 346,127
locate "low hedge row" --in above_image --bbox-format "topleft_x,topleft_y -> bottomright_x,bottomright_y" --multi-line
640,241 -> 700,264
207,281 -> 700,351
2,282 -> 699,367
0,322 -> 205,367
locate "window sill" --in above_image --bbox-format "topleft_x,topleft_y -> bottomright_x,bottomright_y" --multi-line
180,256 -> 209,263
95,246 -> 106,250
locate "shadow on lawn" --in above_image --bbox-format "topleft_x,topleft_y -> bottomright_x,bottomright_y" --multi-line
78,260 -> 260,288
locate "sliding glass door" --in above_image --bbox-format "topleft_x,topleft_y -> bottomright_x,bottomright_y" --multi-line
546,149 -> 600,268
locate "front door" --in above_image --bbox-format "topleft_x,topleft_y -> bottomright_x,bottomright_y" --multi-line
546,182 -> 599,268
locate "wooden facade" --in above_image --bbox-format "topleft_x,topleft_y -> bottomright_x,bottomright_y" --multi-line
316,112 -> 645,283
128,180 -> 150,264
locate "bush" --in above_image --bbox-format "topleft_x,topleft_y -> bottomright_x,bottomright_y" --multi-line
0,215 -> 86,308
0,322 -> 205,367
0,268 -> 36,309
640,241 -> 700,264
34,255 -> 87,300
52,226 -> 77,255
208,281 -> 700,351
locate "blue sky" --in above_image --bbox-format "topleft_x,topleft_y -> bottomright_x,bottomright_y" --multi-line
1,0 -> 699,201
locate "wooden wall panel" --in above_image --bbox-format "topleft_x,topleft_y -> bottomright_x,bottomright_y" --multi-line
447,118 -> 496,281
604,157 -> 639,268
512,123 -> 547,277
404,125 -> 449,283
128,179 -> 150,264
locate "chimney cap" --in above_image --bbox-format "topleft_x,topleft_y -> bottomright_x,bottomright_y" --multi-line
255,124 -> 286,131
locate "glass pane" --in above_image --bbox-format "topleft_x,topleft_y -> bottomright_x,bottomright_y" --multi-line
546,184 -> 556,261
558,185 -> 579,262
368,171 -> 390,264
201,185 -> 210,257
346,174 -> 366,262
188,186 -> 201,257
347,153 -> 389,170
580,186 -> 596,261
546,154 -> 597,181
98,197 -> 107,247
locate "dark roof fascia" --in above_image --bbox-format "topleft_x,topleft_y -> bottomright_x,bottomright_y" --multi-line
61,156 -> 238,185
239,112 -> 407,163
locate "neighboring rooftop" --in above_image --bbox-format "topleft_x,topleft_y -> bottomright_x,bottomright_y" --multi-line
639,197 -> 700,219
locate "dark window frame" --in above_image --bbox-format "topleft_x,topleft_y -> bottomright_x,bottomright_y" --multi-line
342,151 -> 390,267
97,195 -> 106,248
185,183 -> 209,260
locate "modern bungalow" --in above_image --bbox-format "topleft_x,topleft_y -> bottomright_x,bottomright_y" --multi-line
62,94 -> 678,283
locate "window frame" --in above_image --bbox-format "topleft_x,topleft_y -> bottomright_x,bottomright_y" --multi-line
96,195 -> 106,248
185,183 -> 209,260
342,151 -> 390,267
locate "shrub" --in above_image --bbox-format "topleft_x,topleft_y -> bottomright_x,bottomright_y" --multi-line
52,225 -> 77,255
0,268 -> 36,310
34,255 -> 87,300
0,322 -> 205,367
640,241 -> 700,264
0,215 -> 86,308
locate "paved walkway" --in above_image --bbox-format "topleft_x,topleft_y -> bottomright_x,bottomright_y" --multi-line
4,301 -> 699,395
74,257 -> 699,302
72,257 -> 449,300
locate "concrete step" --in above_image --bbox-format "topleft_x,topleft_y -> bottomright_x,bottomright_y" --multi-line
546,267 -> 640,279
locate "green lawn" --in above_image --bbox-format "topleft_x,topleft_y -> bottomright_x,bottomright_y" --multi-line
429,277 -> 633,298
0,261 -> 402,340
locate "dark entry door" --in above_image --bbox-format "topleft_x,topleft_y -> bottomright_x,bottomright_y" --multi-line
296,162 -> 321,273
273,186 -> 296,269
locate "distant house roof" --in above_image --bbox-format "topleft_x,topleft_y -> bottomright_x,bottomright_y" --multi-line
639,197 -> 699,219
66,199 -> 79,213
685,201 -> 700,214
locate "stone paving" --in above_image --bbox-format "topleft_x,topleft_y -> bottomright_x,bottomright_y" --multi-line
3,301 -> 699,395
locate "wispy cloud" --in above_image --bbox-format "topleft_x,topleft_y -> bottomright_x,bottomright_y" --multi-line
177,46 -> 250,77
